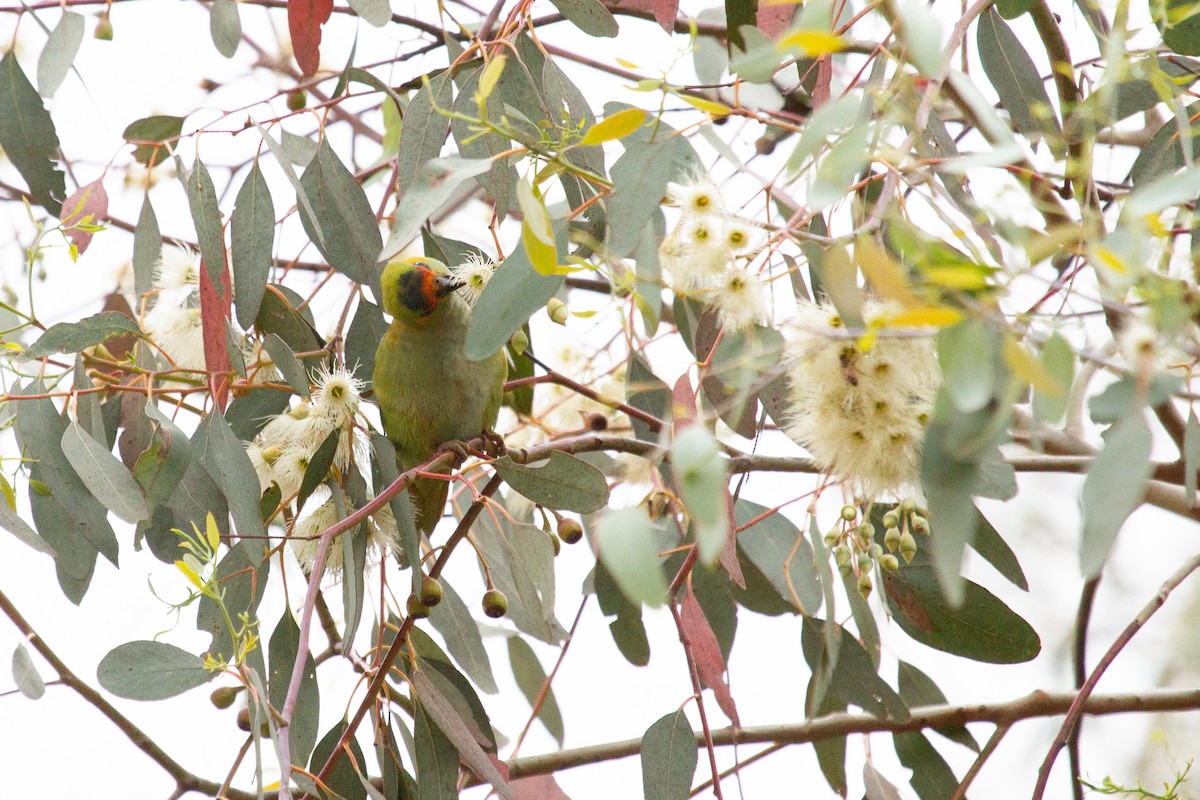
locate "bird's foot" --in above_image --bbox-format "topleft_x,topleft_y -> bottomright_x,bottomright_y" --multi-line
438,439 -> 472,467
481,428 -> 506,458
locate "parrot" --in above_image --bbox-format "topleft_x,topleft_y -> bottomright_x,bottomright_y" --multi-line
374,256 -> 508,535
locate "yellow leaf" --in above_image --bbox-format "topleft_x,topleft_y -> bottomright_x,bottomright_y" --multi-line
523,221 -> 559,276
921,265 -> 991,291
476,55 -> 507,103
205,512 -> 220,553
1003,337 -> 1061,396
856,236 -> 919,307
1092,246 -> 1128,274
877,306 -> 965,328
580,108 -> 647,145
616,57 -> 641,69
0,475 -> 15,512
679,94 -> 732,117
175,560 -> 205,590
777,29 -> 846,56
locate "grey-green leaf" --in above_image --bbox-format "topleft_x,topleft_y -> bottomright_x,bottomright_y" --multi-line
1080,411 -> 1154,578
607,131 -> 692,257
0,50 -> 65,214
268,610 -> 320,766
300,138 -> 383,298
209,0 -> 241,58
549,0 -> 619,37
22,311 -> 142,361
597,506 -> 668,608
61,421 -> 149,524
230,162 -> 273,329
397,71 -> 454,196
380,157 -> 493,262
641,709 -> 698,800
348,0 -> 391,26
671,426 -> 730,567
493,452 -> 609,513
97,640 -> 214,700
133,194 -> 161,299
464,230 -> 565,361
0,487 -> 54,556
507,637 -> 564,743
262,333 -> 310,398
428,580 -> 498,694
193,411 -> 266,539
735,500 -> 821,614
38,11 -> 85,96
12,644 -> 45,700
977,9 -> 1062,143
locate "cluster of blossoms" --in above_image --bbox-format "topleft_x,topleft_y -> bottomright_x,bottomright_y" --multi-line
783,300 -> 940,497
140,244 -> 267,377
658,175 -> 768,330
244,364 -> 397,574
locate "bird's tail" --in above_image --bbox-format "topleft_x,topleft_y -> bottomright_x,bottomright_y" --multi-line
409,469 -> 451,536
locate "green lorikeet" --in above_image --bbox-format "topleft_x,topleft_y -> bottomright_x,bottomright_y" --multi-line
374,257 -> 507,533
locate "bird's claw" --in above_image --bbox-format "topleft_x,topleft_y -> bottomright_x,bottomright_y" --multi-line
439,439 -> 471,466
481,428 -> 506,458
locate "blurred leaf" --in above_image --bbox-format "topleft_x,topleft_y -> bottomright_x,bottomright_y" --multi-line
1080,410 -> 1154,578
0,51 -> 65,213
978,9 -> 1061,144
371,434 -> 421,595
494,452 -> 609,513
1031,331 -> 1073,424
633,215 -> 665,335
734,501 -> 821,613
1161,0 -> 1200,56
802,618 -> 908,719
12,644 -> 45,700
342,518 -> 368,644
97,640 -> 214,700
230,162 -> 273,329
410,630 -> 496,747
1187,410 -> 1200,506
897,660 -> 978,752
58,178 -> 108,255
626,352 -> 670,442
863,762 -> 905,800
414,703 -> 458,800
428,579 -> 498,693
380,157 -> 493,262
970,507 -> 1027,591
37,11 -> 85,96
22,311 -> 141,362
465,229 -> 565,361
938,320 -> 994,413
507,637 -> 564,744
309,720 -> 366,800
993,0 -> 1036,17
269,611 -> 320,768
671,426 -> 730,567
0,485 -> 53,556
1089,374 -> 1181,425
1130,109 -> 1200,186
133,194 -> 161,298
894,732 -> 960,800
123,114 -> 184,168
592,562 -> 651,665
348,0 -> 390,26
209,0 -> 241,57
1112,56 -> 1200,122
193,411 -> 266,539
641,709 -> 697,800
61,421 -> 149,524
551,0 -> 619,37
226,388 -> 291,441
597,506 -> 668,608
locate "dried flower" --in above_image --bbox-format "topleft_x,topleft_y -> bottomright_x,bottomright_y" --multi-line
783,301 -> 939,495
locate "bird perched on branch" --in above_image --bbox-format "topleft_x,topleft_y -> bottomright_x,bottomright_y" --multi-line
374,256 -> 507,534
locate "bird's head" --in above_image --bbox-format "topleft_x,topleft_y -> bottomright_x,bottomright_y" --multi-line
380,257 -> 464,322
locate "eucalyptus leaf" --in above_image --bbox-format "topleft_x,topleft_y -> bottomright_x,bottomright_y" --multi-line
641,709 -> 698,800
37,11 -> 85,96
1080,411 -> 1154,578
230,162 -> 273,329
97,640 -> 215,700
597,506 -> 668,608
493,452 -> 609,513
0,51 -> 65,213
61,421 -> 149,524
507,637 -> 564,744
12,644 -> 45,699
22,312 -> 142,361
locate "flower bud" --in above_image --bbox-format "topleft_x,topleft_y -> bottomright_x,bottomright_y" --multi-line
899,531 -> 918,564
857,572 -> 872,599
911,515 -> 929,535
546,297 -> 569,326
509,328 -> 529,355
882,510 -> 900,529
884,526 -> 901,552
858,522 -> 875,540
879,554 -> 900,572
557,517 -> 584,545
856,553 -> 873,572
833,545 -> 851,566
419,575 -> 443,608
94,15 -> 114,40
900,498 -> 917,513
823,529 -> 840,547
287,89 -> 307,111
211,686 -> 242,709
867,543 -> 883,559
840,505 -> 857,522
236,708 -> 252,732
482,588 -> 508,618
406,593 -> 431,620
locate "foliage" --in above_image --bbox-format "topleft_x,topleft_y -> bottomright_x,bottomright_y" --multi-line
3,1 -> 1200,799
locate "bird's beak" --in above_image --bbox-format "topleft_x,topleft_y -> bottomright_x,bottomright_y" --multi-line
434,274 -> 464,297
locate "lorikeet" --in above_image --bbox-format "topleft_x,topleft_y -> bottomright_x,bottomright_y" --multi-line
374,257 -> 507,533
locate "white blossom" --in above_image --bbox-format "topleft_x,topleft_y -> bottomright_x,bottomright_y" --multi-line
142,303 -> 206,371
783,301 -> 939,495
312,365 -> 364,428
154,244 -> 201,293
289,494 -> 400,576
450,253 -> 497,309
666,174 -> 725,217
708,269 -> 767,330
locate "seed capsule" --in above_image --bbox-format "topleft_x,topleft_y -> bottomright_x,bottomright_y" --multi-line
482,589 -> 508,618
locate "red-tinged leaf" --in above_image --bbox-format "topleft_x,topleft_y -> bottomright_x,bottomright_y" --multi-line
60,178 -> 108,256
814,56 -> 833,108
288,0 -> 334,77
717,492 -> 746,589
654,0 -> 679,32
756,3 -> 794,36
672,374 -> 698,429
680,587 -> 740,726
513,774 -> 572,800
198,260 -> 232,409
